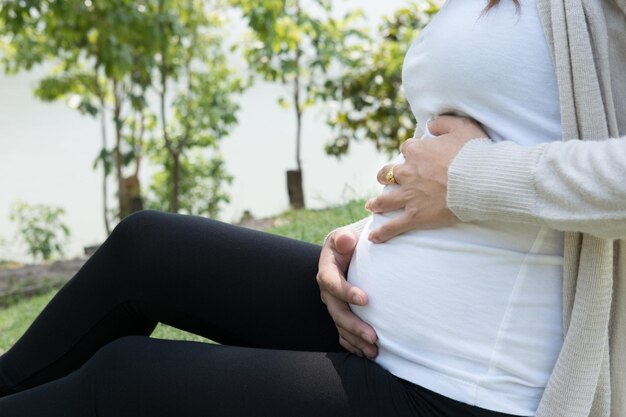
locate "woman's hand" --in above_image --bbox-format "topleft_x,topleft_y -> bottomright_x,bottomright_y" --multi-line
366,115 -> 490,243
317,226 -> 378,358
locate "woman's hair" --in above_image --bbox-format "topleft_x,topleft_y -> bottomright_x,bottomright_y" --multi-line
484,0 -> 520,11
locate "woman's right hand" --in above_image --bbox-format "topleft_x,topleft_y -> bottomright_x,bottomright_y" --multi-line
317,226 -> 378,358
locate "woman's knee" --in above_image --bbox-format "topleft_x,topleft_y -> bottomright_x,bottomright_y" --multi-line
103,210 -> 170,263
72,336 -> 152,415
109,210 -> 166,243
79,336 -> 148,379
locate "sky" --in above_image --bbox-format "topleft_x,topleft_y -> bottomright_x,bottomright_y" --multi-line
0,0 -> 411,261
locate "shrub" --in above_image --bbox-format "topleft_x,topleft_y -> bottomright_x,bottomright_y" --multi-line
9,202 -> 71,262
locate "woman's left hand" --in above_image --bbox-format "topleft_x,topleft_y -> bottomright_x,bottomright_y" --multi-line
366,115 -> 490,243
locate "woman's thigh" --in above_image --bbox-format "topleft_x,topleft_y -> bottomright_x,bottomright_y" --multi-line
0,336 -> 417,417
114,210 -> 340,351
0,336 -> 526,417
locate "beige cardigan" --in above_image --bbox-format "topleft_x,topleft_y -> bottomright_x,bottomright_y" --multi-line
445,1 -> 626,416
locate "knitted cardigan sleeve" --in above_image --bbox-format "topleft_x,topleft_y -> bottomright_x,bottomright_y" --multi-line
447,136 -> 626,239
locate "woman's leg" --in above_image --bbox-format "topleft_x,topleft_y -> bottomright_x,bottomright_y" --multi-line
0,336 -> 518,417
0,210 -> 341,393
0,337 -> 378,417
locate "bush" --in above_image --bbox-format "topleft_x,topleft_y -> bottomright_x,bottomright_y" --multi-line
9,202 -> 71,262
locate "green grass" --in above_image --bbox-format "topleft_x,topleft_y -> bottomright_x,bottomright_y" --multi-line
266,199 -> 367,243
0,260 -> 23,268
0,200 -> 368,354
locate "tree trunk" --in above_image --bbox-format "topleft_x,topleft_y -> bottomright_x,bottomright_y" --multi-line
288,99 -> 305,209
97,94 -> 111,235
112,81 -> 127,220
287,103 -> 306,209
287,170 -> 305,210
158,0 -> 178,213
122,174 -> 144,215
113,81 -> 143,220
288,22 -> 305,210
171,151 -> 181,213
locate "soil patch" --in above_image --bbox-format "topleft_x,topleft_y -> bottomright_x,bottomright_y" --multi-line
0,258 -> 86,304
0,218 -> 278,304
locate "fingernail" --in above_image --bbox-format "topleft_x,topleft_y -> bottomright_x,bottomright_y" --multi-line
368,233 -> 380,244
362,333 -> 374,345
352,294 -> 364,304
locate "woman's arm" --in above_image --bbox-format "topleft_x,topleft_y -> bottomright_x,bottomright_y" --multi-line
448,136 -> 626,239
367,115 -> 626,242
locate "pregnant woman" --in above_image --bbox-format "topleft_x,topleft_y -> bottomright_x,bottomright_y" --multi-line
2,1 -> 626,416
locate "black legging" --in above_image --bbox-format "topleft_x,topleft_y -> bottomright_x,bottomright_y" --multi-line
0,210 -> 519,417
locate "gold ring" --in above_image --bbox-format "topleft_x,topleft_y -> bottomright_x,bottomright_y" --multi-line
385,165 -> 398,185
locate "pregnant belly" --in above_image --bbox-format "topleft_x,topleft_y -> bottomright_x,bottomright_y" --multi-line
346,212 -> 564,388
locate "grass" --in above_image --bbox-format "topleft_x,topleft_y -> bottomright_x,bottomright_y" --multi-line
0,260 -> 23,269
0,200 -> 368,354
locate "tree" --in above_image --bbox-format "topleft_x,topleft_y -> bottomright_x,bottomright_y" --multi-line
324,1 -> 440,157
229,0 -> 366,209
9,202 -> 71,262
28,69 -> 111,233
1,0 -> 243,223
153,0 -> 244,213
146,151 -> 232,218
1,0 -> 161,226
33,69 -> 155,227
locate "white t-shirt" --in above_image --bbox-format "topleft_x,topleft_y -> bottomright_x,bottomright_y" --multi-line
347,1 -> 564,415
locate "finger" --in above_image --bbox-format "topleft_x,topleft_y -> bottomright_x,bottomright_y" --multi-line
427,115 -> 461,136
318,237 -> 368,306
333,227 -> 358,255
339,336 -> 364,357
376,163 -> 398,185
399,137 -> 419,155
368,211 -> 418,243
337,322 -> 378,358
365,191 -> 405,214
317,265 -> 369,305
326,296 -> 378,346
338,329 -> 378,358
321,228 -> 356,273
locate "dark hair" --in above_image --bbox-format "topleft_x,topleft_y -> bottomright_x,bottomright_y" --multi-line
484,0 -> 520,11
